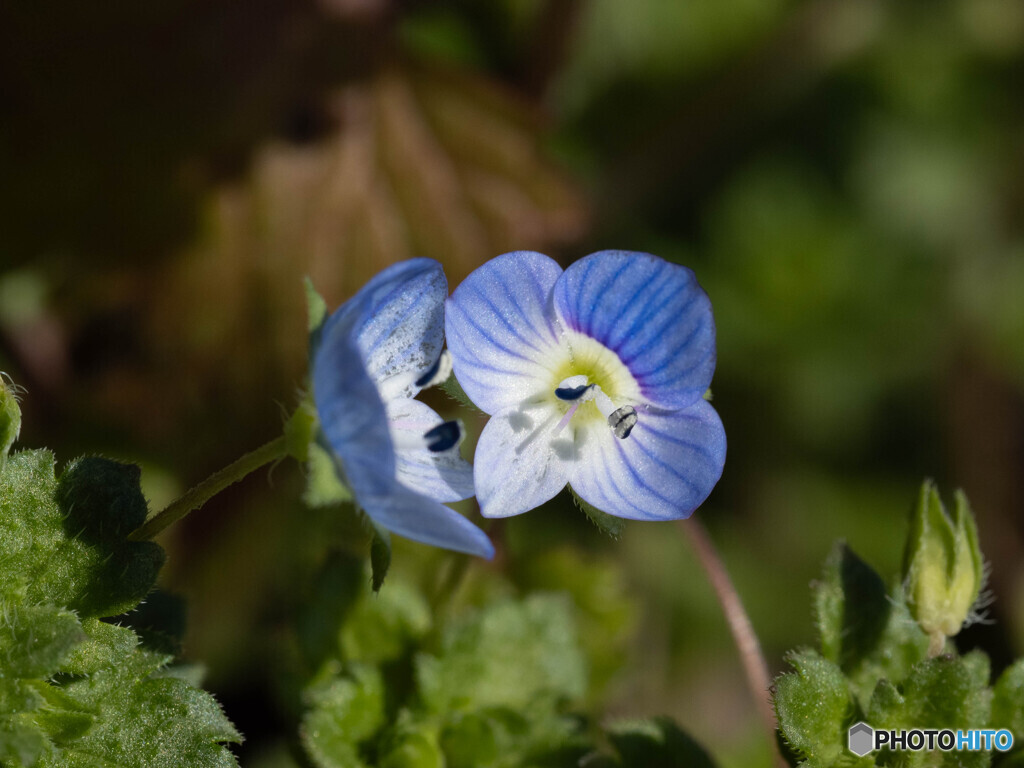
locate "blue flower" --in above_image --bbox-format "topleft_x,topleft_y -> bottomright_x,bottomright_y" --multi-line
313,258 -> 494,558
445,250 -> 725,520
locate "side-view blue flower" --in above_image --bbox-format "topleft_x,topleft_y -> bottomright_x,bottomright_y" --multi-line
313,258 -> 494,558
446,250 -> 726,521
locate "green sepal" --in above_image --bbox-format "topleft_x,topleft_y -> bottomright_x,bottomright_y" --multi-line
773,649 -> 852,768
305,277 -> 329,339
570,486 -> 625,538
284,395 -> 317,465
303,441 -> 353,508
370,528 -> 392,593
439,374 -> 481,414
605,716 -> 718,768
0,451 -> 164,619
902,481 -> 985,643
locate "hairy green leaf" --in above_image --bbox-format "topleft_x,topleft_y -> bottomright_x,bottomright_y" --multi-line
0,603 -> 84,680
993,659 -> 1024,740
0,451 -> 164,618
606,716 -> 717,768
813,543 -> 929,707
773,649 -> 851,768
301,664 -> 385,768
416,593 -> 587,714
341,579 -> 431,665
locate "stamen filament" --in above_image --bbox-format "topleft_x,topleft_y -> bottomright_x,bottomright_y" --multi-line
554,401 -> 581,434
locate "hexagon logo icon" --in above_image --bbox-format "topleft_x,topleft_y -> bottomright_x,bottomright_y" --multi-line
848,722 -> 874,757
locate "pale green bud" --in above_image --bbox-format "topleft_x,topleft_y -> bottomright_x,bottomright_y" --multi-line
1,373 -> 22,460
902,480 -> 984,655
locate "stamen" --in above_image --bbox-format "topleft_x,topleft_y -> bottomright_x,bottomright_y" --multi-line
608,406 -> 637,439
592,388 -> 616,419
554,401 -> 581,434
424,420 -> 464,452
554,374 -> 591,401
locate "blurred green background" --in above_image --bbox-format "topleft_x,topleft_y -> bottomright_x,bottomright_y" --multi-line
3,1 -> 1024,766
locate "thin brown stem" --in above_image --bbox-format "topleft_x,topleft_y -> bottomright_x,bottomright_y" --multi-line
678,517 -> 783,766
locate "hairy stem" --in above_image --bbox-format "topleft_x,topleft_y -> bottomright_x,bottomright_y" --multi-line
128,436 -> 290,541
678,517 -> 782,764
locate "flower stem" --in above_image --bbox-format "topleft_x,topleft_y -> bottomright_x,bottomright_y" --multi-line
677,517 -> 781,764
128,436 -> 290,541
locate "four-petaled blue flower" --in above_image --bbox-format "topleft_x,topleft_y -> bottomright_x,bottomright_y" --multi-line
445,250 -> 726,520
312,258 -> 494,558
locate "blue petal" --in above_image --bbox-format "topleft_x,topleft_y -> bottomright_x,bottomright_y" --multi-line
326,258 -> 448,398
473,402 -> 574,518
362,487 -> 495,558
553,251 -> 716,408
386,398 -> 475,503
569,399 -> 725,521
312,313 -> 396,502
446,251 -> 565,415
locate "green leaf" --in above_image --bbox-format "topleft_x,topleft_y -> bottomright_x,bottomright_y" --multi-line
570,487 -> 625,538
0,716 -> 56,767
869,654 -> 991,733
606,716 -> 718,768
340,579 -> 431,665
991,658 -> 1024,740
439,712 -> 500,768
812,543 -> 929,707
0,602 -> 84,679
1,374 -> 21,461
517,548 -> 636,696
0,451 -> 164,618
379,724 -> 445,768
297,551 -> 365,671
301,664 -> 386,768
773,649 -> 851,768
60,619 -> 141,677
370,529 -> 392,593
43,642 -> 242,768
416,593 -> 587,714
868,654 -> 992,768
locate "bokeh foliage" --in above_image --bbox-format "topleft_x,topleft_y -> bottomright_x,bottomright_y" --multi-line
2,1 -> 1024,766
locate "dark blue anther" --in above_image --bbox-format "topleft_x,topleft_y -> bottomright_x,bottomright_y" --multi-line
555,384 -> 592,401
425,421 -> 462,452
415,355 -> 443,388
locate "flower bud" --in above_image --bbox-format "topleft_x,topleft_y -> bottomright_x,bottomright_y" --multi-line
902,480 -> 984,655
1,374 -> 22,460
